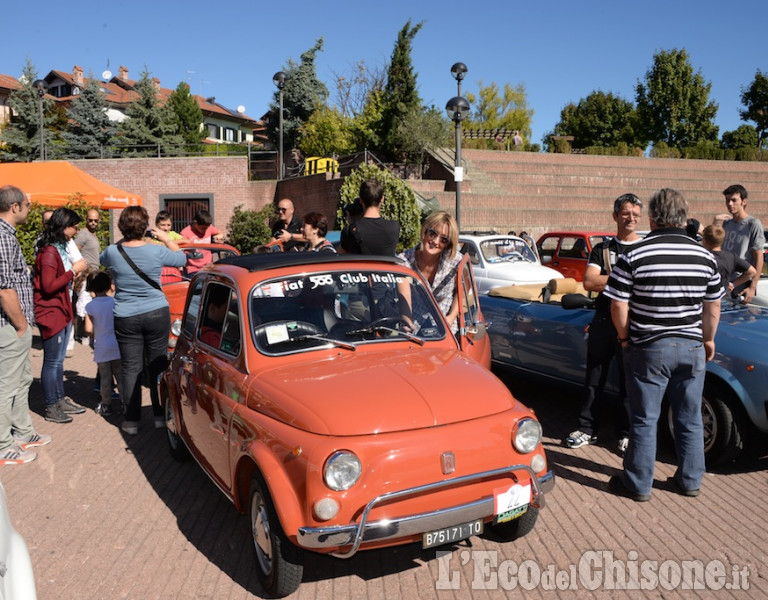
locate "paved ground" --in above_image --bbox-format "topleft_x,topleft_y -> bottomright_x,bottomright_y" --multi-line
2,334 -> 766,599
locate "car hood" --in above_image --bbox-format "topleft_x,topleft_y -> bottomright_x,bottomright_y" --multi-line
246,348 -> 516,435
483,262 -> 562,284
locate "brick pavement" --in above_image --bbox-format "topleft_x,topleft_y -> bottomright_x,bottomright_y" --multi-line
1,333 -> 766,599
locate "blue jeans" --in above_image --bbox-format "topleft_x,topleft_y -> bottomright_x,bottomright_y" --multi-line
622,337 -> 706,495
114,307 -> 170,423
41,322 -> 72,408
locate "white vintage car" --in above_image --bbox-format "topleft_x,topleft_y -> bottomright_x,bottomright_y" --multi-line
459,233 -> 563,295
0,481 -> 36,600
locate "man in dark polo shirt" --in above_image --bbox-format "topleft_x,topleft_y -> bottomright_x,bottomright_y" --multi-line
340,179 -> 399,255
604,188 -> 723,502
271,198 -> 306,252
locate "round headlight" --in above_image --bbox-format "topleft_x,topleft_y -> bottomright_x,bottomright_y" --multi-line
324,451 -> 362,491
514,418 -> 542,454
171,319 -> 182,337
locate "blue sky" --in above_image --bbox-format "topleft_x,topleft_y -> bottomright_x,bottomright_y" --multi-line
3,1 -> 767,147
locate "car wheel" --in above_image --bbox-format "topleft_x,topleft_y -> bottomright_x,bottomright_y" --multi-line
665,385 -> 745,467
164,392 -> 190,462
488,506 -> 539,541
249,476 -> 303,598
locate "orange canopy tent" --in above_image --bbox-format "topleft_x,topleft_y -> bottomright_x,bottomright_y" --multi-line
0,161 -> 142,209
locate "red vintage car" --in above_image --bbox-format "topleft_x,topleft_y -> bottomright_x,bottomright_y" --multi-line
163,243 -> 240,352
536,231 -> 614,281
160,252 -> 554,597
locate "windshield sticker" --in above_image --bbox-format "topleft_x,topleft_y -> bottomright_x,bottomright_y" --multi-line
265,323 -> 290,345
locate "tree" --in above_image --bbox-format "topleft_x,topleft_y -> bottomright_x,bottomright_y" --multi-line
465,81 -> 534,148
721,124 -> 760,149
0,59 -> 56,162
267,38 -> 328,151
62,77 -> 116,158
551,90 -> 644,149
740,70 -> 768,148
331,60 -> 386,118
166,81 -> 206,147
378,20 -> 424,161
116,69 -> 182,155
298,105 -> 356,157
635,48 -> 718,147
225,204 -> 276,254
337,163 -> 421,251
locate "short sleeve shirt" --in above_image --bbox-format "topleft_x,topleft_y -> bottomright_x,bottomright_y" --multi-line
722,215 -> 764,267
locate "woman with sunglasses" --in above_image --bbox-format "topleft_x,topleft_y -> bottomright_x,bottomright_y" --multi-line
34,208 -> 89,424
397,211 -> 461,333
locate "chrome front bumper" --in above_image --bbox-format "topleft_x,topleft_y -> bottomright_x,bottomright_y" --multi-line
297,465 -> 555,558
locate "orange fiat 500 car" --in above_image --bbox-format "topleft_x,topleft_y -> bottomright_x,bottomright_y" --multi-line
160,252 -> 554,597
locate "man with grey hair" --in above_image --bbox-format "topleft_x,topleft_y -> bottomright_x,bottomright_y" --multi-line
0,186 -> 50,464
604,188 -> 723,501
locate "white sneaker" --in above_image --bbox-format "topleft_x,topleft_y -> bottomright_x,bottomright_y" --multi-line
564,430 -> 597,448
121,421 -> 138,435
0,443 -> 37,465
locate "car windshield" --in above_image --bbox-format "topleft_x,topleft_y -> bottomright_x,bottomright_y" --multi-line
479,238 -> 537,263
249,269 -> 447,355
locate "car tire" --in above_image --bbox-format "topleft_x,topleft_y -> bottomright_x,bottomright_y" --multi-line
164,392 -> 190,462
664,384 -> 745,467
249,475 -> 304,598
488,506 -> 539,541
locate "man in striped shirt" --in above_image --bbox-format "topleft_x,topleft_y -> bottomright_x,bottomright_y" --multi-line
604,188 -> 723,501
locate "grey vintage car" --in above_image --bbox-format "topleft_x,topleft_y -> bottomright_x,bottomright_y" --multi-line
480,278 -> 768,466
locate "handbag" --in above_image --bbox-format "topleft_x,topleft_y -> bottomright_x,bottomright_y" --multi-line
116,243 -> 162,291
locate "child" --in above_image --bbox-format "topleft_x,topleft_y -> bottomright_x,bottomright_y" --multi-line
84,272 -> 123,416
701,224 -> 756,301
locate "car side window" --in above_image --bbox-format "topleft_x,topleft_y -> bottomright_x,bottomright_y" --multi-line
461,242 -> 480,265
459,260 -> 480,325
181,280 -> 204,339
539,237 -> 558,263
198,283 -> 240,356
559,237 -> 588,259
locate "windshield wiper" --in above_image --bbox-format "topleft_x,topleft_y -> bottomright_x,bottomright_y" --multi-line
274,333 -> 357,351
345,324 -> 425,346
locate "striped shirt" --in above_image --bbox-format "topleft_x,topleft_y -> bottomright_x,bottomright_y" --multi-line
603,228 -> 723,345
0,218 -> 34,328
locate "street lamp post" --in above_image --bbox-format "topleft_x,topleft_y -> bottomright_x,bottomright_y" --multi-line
272,71 -> 287,179
446,95 -> 470,231
32,79 -> 48,161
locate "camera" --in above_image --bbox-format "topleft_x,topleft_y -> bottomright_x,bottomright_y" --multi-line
145,230 -> 157,239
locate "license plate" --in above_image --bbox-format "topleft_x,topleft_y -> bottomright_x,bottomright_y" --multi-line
422,519 -> 483,549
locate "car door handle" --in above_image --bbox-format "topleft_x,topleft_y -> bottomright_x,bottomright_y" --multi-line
516,315 -> 532,323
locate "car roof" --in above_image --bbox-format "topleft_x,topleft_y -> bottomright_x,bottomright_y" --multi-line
217,252 -> 402,272
459,234 -> 525,242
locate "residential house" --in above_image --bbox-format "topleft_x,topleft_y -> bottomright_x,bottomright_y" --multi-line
0,65 -> 265,144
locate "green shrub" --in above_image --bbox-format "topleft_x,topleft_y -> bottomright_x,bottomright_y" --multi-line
16,194 -> 109,266
225,203 -> 276,254
337,163 -> 421,252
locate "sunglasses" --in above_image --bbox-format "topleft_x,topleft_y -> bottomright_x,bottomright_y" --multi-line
426,228 -> 450,245
87,219 -> 99,223
278,207 -> 289,213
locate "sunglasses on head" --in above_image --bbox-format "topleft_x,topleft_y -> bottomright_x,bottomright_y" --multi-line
426,228 -> 450,245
